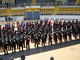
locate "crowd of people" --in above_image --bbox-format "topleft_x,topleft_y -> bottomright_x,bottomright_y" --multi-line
0,19 -> 80,54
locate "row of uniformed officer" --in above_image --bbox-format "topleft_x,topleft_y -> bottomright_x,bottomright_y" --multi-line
0,20 -> 80,54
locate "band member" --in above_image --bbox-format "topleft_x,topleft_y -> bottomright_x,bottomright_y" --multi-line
34,33 -> 39,47
53,21 -> 56,31
53,32 -> 57,44
58,32 -> 62,43
42,34 -> 46,46
19,35 -> 24,51
67,30 -> 72,41
44,32 -> 47,43
59,21 -> 62,31
38,32 -> 41,44
72,28 -> 77,39
25,35 -> 30,49
3,38 -> 8,54
12,37 -> 16,52
67,21 -> 71,30
8,37 -> 12,51
48,33 -> 52,45
0,38 -> 3,52
11,23 -> 15,31
62,31 -> 67,42
22,34 -> 25,48
63,21 -> 67,30
31,32 -> 34,43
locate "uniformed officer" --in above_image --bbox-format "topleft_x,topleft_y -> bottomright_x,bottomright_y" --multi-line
25,34 -> 30,49
8,36 -> 12,51
22,34 -> 25,48
58,32 -> 62,43
42,34 -> 46,46
59,21 -> 62,31
11,37 -> 16,52
31,32 -> 34,43
3,38 -> 8,54
67,21 -> 71,30
19,35 -> 24,51
67,30 -> 72,41
16,35 -> 19,49
0,38 -> 3,52
48,33 -> 52,45
53,32 -> 57,44
63,21 -> 67,30
53,21 -> 56,31
34,33 -> 39,47
72,28 -> 77,39
38,32 -> 41,44
62,31 -> 67,42
44,32 -> 47,43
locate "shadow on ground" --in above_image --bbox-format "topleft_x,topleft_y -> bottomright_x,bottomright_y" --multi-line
0,39 -> 80,60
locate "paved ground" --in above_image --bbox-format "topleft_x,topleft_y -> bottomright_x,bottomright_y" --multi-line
19,43 -> 80,60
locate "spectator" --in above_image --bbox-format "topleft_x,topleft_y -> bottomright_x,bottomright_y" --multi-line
21,55 -> 25,60
50,57 -> 54,60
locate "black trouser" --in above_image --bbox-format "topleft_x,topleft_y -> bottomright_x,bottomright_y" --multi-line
49,40 -> 52,45
3,45 -> 8,54
34,39 -> 38,47
17,41 -> 19,49
69,35 -> 72,41
74,33 -> 77,39
0,44 -> 3,52
26,43 -> 30,49
54,40 -> 57,44
23,40 -> 25,48
42,39 -> 45,46
59,38 -> 62,43
19,44 -> 23,51
64,37 -> 67,42
31,37 -> 34,43
8,42 -> 11,50
12,45 -> 16,52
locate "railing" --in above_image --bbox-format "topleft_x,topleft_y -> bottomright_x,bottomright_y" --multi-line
0,2 -> 53,8
40,11 -> 80,15
0,11 -> 80,17
0,2 -> 80,8
57,11 -> 80,15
